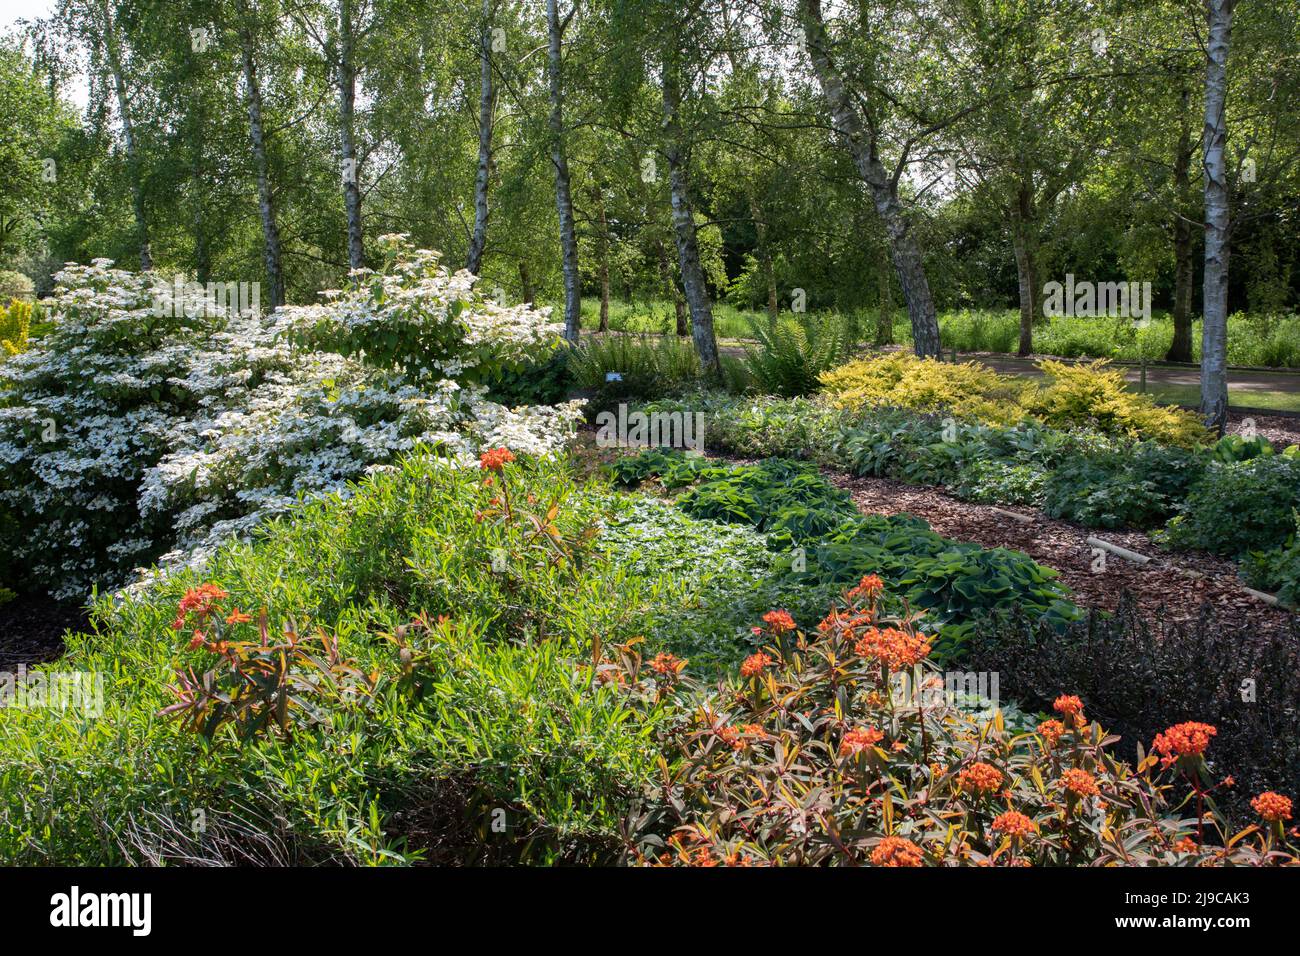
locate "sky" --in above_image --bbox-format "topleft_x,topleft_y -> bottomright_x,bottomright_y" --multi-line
0,0 -> 56,32
2,0 -> 90,111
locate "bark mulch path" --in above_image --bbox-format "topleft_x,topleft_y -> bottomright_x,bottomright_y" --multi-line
821,469 -> 1297,635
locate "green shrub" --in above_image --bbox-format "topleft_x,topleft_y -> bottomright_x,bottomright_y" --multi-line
740,312 -> 847,397
611,451 -> 1078,657
568,334 -> 701,410
0,454 -> 706,864
0,270 -> 33,303
1159,456 -> 1300,556
1242,513 -> 1300,605
1042,443 -> 1206,529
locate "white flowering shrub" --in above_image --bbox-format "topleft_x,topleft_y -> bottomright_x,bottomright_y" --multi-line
0,246 -> 581,598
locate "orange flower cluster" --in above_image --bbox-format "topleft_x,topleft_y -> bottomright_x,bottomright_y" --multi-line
1251,791 -> 1293,822
740,652 -> 774,678
853,626 -> 932,669
171,582 -> 229,631
478,447 -> 516,472
991,811 -> 1036,839
1037,719 -> 1066,747
870,836 -> 924,867
1172,836 -> 1199,854
839,726 -> 884,756
649,652 -> 688,677
716,724 -> 765,750
846,573 -> 885,604
761,609 -> 796,634
956,761 -> 1004,795
1061,768 -> 1100,798
1151,721 -> 1218,767
1053,694 -> 1085,727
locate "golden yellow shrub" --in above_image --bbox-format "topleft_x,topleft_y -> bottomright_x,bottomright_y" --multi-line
819,352 -> 1035,425
1,299 -> 33,356
1029,360 -> 1211,447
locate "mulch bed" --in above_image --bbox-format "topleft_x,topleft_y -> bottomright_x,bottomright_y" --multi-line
0,593 -> 89,674
819,470 -> 1297,635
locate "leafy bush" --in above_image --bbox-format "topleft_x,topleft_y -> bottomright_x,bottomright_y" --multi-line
568,334 -> 701,410
0,270 -> 33,303
969,595 -> 1300,818
1042,443 -> 1206,529
739,312 -> 847,397
1159,456 -> 1300,556
1028,360 -> 1211,447
821,352 -> 1032,425
1242,513 -> 1300,605
482,347 -> 573,407
0,254 -> 581,597
0,453 -> 689,864
627,582 -> 1297,865
611,451 -> 1078,656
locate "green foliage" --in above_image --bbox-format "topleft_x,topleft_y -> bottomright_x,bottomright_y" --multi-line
1158,457 -> 1300,556
482,347 -> 574,407
568,334 -> 702,410
0,272 -> 33,302
1242,515 -> 1300,605
739,312 -> 848,397
0,455 -> 697,864
1042,443 -> 1207,529
611,450 -> 1077,657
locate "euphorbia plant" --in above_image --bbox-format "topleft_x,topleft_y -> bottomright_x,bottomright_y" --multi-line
159,583 -> 376,741
621,577 -> 1300,867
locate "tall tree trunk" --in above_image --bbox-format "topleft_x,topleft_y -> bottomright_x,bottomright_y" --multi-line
518,260 -> 534,304
1011,185 -> 1040,357
660,51 -> 720,374
338,0 -> 364,270
102,1 -> 151,271
239,13 -> 286,308
656,237 -> 688,336
1168,83 -> 1195,362
876,241 -> 893,345
751,195 -> 778,320
466,0 -> 493,275
798,0 -> 940,357
593,187 -> 611,332
192,153 -> 210,286
546,0 -> 581,342
1200,0 -> 1234,433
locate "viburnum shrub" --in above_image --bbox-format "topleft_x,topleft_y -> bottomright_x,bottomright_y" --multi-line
158,583 -> 376,741
0,250 -> 582,597
622,578 -> 1298,866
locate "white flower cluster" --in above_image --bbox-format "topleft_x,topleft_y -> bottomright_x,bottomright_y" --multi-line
272,234 -> 565,379
0,254 -> 582,599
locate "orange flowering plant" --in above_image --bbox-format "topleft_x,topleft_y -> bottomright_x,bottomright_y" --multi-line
159,584 -> 376,741
623,578 -> 1299,866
